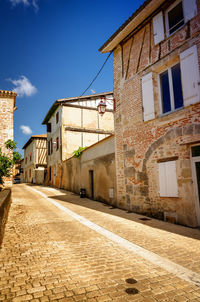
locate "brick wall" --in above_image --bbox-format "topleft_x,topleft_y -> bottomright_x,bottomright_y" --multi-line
113,0 -> 200,227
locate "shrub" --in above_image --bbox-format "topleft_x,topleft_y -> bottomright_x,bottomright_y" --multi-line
73,146 -> 87,158
0,140 -> 22,185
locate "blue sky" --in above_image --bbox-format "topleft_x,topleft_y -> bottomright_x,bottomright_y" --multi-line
1,0 -> 144,155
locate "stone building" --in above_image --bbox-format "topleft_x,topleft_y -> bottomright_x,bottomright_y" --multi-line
61,135 -> 116,203
100,0 -> 200,227
22,135 -> 47,184
42,92 -> 114,188
0,90 -> 17,186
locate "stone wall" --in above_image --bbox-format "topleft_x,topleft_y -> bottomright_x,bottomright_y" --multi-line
113,0 -> 200,227
0,91 -> 17,187
51,136 -> 116,205
0,189 -> 11,247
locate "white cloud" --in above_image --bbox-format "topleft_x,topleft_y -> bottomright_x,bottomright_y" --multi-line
9,0 -> 39,11
9,76 -> 37,97
20,125 -> 32,135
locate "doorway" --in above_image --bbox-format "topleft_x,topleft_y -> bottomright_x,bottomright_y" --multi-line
191,145 -> 200,226
89,170 -> 94,200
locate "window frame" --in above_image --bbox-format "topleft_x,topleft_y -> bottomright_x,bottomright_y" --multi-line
165,0 -> 185,37
159,62 -> 184,115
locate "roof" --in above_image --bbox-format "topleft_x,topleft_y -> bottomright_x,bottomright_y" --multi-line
42,91 -> 113,125
99,0 -> 164,53
22,134 -> 47,150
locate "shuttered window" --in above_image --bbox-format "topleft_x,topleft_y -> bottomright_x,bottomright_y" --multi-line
165,0 -> 197,37
160,63 -> 183,114
141,72 -> 155,122
158,161 -> 178,197
166,0 -> 184,35
180,45 -> 200,107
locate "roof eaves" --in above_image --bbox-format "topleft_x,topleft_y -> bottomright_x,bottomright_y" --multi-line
42,91 -> 113,125
22,135 -> 47,149
42,101 -> 60,125
22,137 -> 33,150
99,0 -> 159,53
56,91 -> 113,103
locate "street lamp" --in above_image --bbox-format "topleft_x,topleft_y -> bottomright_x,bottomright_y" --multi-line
97,98 -> 107,116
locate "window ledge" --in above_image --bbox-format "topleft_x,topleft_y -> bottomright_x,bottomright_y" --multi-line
166,23 -> 185,39
159,106 -> 184,118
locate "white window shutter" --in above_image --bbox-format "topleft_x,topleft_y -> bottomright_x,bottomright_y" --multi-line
166,161 -> 178,197
159,162 -> 167,197
159,161 -> 178,197
142,72 -> 155,122
183,0 -> 197,22
153,12 -> 165,45
180,45 -> 200,106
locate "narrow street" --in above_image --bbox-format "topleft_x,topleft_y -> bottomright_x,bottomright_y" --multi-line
1,184 -> 200,302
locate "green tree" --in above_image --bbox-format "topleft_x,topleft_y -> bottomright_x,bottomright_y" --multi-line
0,140 -> 22,185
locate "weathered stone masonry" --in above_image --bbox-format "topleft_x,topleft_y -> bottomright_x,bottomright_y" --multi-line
101,0 -> 200,227
0,91 -> 17,186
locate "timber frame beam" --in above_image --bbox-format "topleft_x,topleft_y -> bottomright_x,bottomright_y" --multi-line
64,126 -> 114,135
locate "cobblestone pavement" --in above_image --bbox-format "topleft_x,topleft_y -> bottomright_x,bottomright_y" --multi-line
0,184 -> 200,302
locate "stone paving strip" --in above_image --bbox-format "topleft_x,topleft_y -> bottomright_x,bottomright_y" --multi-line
36,185 -> 200,275
29,186 -> 200,288
1,184 -> 200,302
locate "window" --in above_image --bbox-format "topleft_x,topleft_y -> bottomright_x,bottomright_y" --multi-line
158,160 -> 178,197
192,146 -> 200,157
47,123 -> 51,133
166,0 -> 184,36
56,112 -> 59,124
48,140 -> 51,156
153,0 -> 197,44
160,63 -> 183,114
49,166 -> 51,181
50,138 -> 53,154
56,137 -> 59,151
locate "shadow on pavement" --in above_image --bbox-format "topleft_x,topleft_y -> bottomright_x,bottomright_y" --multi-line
29,185 -> 200,241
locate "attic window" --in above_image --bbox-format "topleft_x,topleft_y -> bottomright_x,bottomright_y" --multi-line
166,0 -> 184,36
